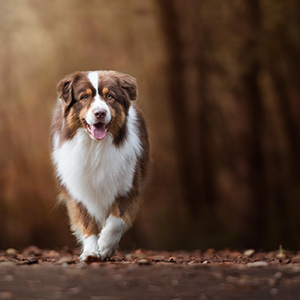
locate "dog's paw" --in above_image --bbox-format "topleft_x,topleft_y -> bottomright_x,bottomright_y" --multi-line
80,250 -> 101,262
98,244 -> 117,261
98,215 -> 125,261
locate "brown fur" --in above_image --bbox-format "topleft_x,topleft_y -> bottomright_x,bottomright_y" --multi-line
111,107 -> 150,226
52,71 -> 138,146
51,70 -> 150,247
61,188 -> 100,238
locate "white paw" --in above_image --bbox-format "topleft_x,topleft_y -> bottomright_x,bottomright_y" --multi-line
98,215 -> 126,260
80,234 -> 101,262
80,250 -> 101,262
98,243 -> 118,261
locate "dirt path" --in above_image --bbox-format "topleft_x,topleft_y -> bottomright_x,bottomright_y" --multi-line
1,247 -> 300,299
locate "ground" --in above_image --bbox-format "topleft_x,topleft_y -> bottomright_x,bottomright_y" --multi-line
1,247 -> 300,299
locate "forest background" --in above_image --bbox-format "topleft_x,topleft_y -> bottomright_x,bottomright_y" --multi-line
0,0 -> 299,252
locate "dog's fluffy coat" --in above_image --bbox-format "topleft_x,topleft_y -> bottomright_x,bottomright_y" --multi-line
51,70 -> 149,261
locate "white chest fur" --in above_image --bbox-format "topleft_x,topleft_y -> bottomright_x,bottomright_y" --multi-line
52,106 -> 142,224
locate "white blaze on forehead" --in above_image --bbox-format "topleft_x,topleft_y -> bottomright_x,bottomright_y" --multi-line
88,71 -> 100,93
86,71 -> 111,126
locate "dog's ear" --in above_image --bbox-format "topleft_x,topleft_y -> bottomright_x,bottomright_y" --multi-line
57,77 -> 73,106
120,74 -> 138,101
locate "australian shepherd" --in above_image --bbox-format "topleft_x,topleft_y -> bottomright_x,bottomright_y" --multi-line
51,70 -> 149,261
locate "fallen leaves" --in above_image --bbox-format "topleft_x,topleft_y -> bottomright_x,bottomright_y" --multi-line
244,249 -> 255,257
0,246 -> 300,268
1,247 -> 300,300
0,246 -> 77,266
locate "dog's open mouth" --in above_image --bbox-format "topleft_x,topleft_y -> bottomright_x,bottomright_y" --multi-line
85,121 -> 109,140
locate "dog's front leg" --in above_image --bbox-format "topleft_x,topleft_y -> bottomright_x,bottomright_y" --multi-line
64,197 -> 101,261
98,195 -> 141,260
80,234 -> 101,261
98,214 -> 126,260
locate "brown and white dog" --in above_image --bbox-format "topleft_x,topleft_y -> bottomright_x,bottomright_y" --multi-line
51,70 -> 149,261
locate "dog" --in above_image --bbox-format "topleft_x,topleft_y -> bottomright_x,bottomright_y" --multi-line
51,70 -> 149,261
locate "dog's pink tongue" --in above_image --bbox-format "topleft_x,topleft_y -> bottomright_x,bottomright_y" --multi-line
91,123 -> 108,140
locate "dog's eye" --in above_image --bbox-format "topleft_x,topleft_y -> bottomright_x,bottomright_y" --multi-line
80,94 -> 89,101
106,93 -> 113,100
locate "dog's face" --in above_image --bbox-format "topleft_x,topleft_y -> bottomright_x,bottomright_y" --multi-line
57,71 -> 137,142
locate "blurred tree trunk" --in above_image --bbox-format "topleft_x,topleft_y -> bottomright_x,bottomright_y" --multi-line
266,0 -> 300,180
263,0 -> 300,247
157,0 -> 300,249
158,0 -> 218,237
158,0 -> 204,215
234,0 -> 267,248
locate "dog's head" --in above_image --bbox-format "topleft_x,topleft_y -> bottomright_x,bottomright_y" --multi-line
57,70 -> 137,142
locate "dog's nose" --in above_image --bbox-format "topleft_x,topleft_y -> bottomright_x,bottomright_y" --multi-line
94,109 -> 107,120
